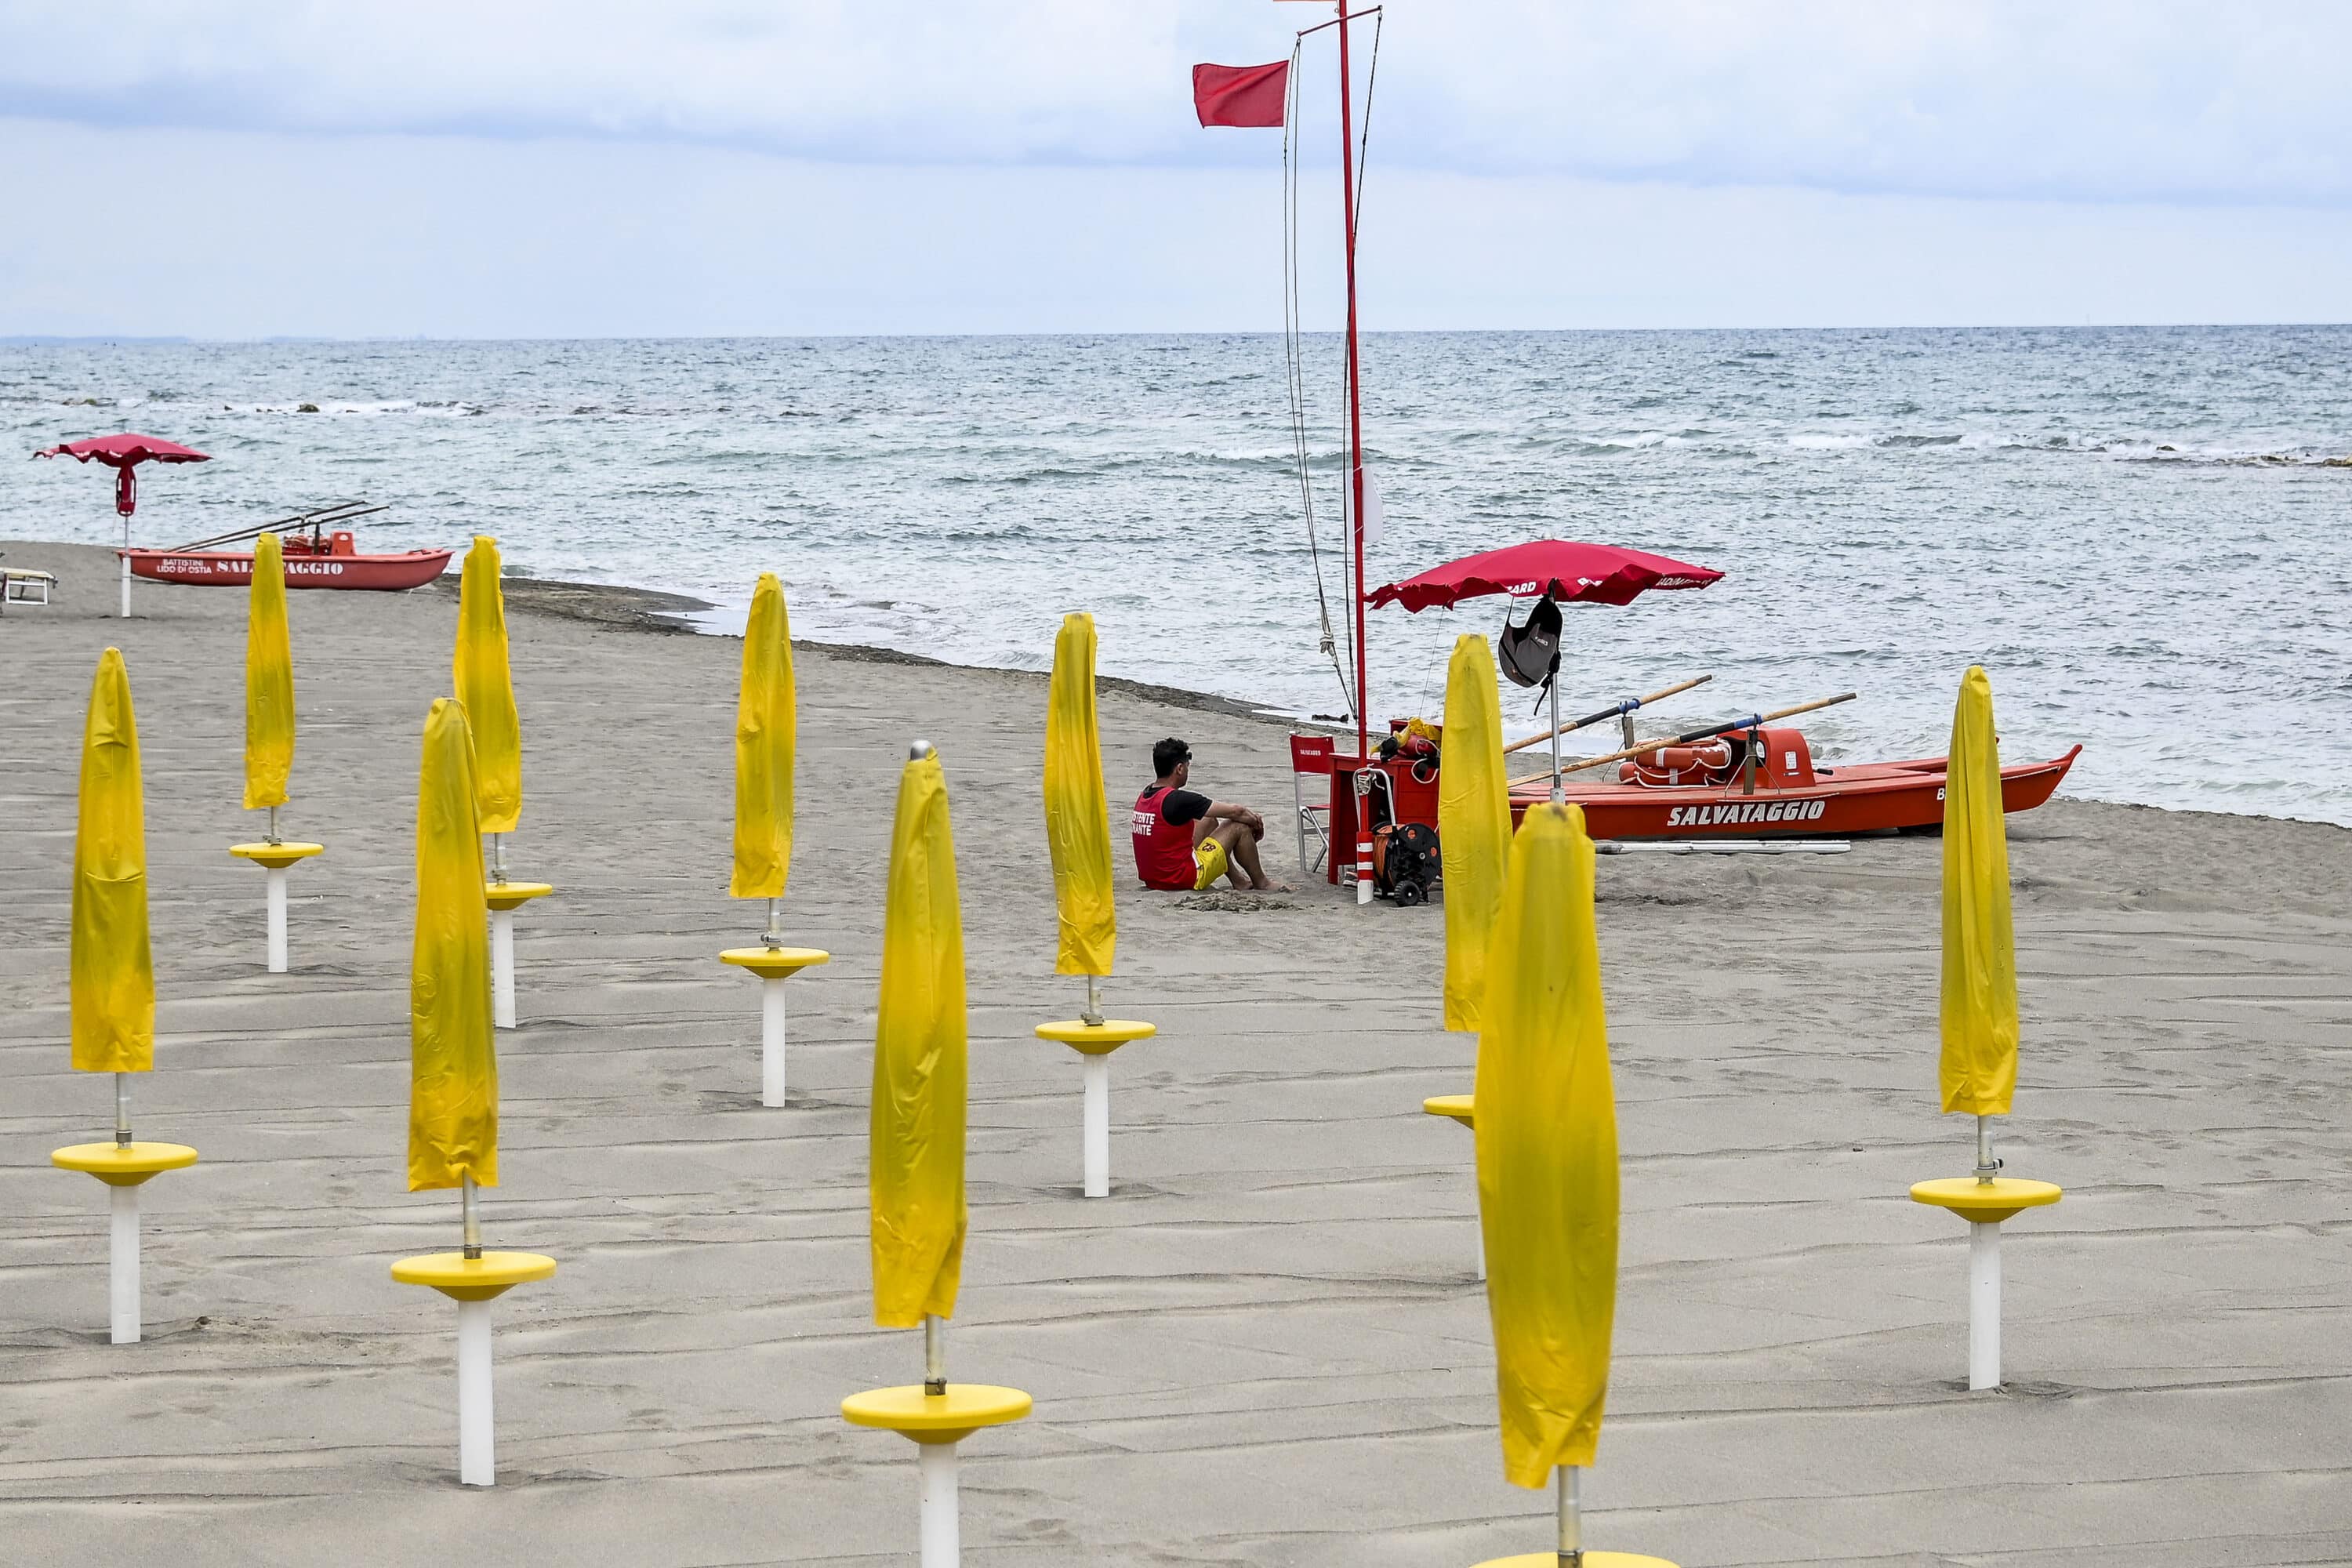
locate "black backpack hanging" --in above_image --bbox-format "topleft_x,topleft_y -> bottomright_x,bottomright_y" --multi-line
1497,593 -> 1562,691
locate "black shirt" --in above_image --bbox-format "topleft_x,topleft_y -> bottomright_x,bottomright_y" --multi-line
1155,786 -> 1211,826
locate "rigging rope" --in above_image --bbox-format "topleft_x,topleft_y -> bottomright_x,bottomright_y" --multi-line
1285,34 -> 1356,720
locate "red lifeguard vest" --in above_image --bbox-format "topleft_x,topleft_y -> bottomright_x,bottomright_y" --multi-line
1131,784 -> 1199,890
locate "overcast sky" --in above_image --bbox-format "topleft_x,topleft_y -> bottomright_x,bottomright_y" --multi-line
8,1 -> 2352,337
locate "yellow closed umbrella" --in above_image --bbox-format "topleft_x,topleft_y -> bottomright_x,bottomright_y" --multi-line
453,536 -> 521,839
71,647 -> 153,1074
1940,664 -> 2016,1117
730,572 -> 796,902
1043,612 -> 1115,978
844,743 -> 1030,1548
408,697 -> 498,1191
56,647 -> 200,1348
1910,666 -> 2060,1395
389,699 -> 555,1491
243,532 -> 294,812
1439,633 -> 1511,1033
871,746 -> 967,1328
1475,803 -> 1617,1491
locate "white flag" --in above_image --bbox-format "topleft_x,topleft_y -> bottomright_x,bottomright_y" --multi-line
1355,463 -> 1385,548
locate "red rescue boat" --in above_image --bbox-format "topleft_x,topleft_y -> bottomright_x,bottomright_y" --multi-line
122,501 -> 452,591
1516,725 -> 2082,840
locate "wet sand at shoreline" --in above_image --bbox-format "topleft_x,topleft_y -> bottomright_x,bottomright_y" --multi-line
2,539 -> 2348,1566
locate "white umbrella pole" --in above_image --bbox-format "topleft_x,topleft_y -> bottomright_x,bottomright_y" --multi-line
918,1314 -> 957,1563
1969,1221 -> 2002,1391
761,977 -> 788,1107
1080,975 -> 1110,1198
266,867 -> 289,973
1082,1056 -> 1111,1200
491,909 -> 517,1029
1558,1465 -> 1582,1563
1549,679 -> 1565,804
119,516 -> 130,619
109,1184 -> 140,1344
456,1174 -> 496,1486
1968,1113 -> 2000,1389
920,1441 -> 960,1566
111,1064 -> 140,1344
457,1298 -> 495,1485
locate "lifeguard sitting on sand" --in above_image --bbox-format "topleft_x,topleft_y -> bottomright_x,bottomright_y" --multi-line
1131,738 -> 1287,892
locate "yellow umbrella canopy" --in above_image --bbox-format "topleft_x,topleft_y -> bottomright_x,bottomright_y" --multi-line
243,532 -> 295,811
1043,612 -> 1116,977
452,536 -> 522,836
730,573 -> 796,898
1940,664 -> 2018,1116
1439,633 -> 1511,1033
408,697 -> 499,1190
869,750 -> 968,1327
70,648 -> 154,1073
1475,802 -> 1619,1489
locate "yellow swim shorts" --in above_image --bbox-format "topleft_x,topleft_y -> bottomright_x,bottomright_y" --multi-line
1192,837 -> 1229,891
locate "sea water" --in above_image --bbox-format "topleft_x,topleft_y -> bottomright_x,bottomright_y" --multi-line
5,328 -> 2348,825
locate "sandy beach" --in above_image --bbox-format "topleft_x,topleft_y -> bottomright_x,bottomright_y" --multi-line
2,539 -> 2349,1566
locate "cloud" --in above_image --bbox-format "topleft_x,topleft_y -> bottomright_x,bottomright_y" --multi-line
5,1 -> 2352,205
13,117 -> 2352,339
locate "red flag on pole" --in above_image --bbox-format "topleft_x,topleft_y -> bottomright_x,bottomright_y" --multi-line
1192,61 -> 1288,129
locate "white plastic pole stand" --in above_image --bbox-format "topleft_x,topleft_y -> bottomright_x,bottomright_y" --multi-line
920,1439 -> 960,1566
1969,1112 -> 2001,1391
1969,1221 -> 2002,1391
761,976 -> 789,1107
457,1298 -> 495,1485
265,866 -> 289,973
109,1183 -> 140,1345
491,908 -> 517,1029
1081,1054 -> 1111,1199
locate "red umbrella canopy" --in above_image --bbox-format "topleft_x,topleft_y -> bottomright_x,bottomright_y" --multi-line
1367,539 -> 1722,612
33,432 -> 211,517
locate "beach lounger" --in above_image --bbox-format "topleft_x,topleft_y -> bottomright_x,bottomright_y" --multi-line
1,565 -> 58,615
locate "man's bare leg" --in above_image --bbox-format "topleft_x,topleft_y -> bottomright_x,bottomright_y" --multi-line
1217,822 -> 1287,892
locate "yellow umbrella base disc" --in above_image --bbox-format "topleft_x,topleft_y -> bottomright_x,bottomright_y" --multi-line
719,946 -> 831,979
1475,1555 -> 1679,1566
1423,1093 -> 1475,1127
842,1384 -> 1033,1446
1035,1018 -> 1156,1055
230,841 -> 325,870
392,1250 -> 557,1301
53,1142 -> 198,1187
484,881 -> 554,912
1910,1177 -> 2063,1225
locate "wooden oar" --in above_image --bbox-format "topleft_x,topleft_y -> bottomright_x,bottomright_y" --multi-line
1499,674 -> 1712,757
1509,691 -> 1859,789
165,503 -> 389,554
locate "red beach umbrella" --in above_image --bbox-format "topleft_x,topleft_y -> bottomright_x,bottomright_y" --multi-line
35,433 -> 213,618
33,432 -> 212,519
1372,540 -> 1724,803
1367,539 -> 1722,613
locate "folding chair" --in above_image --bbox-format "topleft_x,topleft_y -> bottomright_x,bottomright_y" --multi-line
1290,733 -> 1337,875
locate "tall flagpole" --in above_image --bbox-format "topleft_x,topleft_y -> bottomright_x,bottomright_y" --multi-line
1336,0 -> 1370,763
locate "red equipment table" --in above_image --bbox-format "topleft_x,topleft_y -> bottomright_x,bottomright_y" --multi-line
1324,754 -> 1440,886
